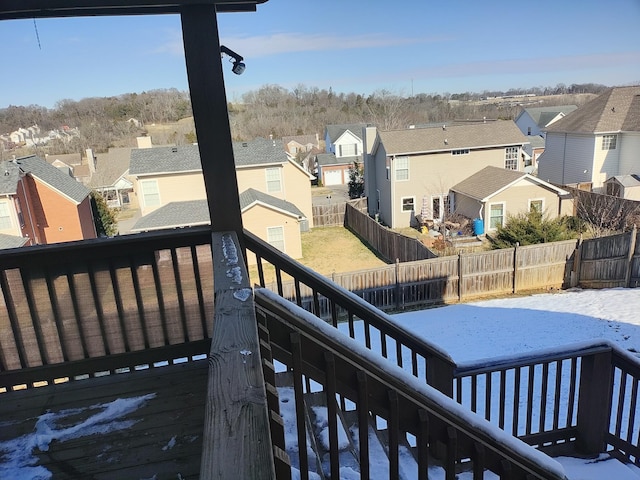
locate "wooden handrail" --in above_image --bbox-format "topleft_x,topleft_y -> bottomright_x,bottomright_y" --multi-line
243,228 -> 456,396
255,288 -> 567,480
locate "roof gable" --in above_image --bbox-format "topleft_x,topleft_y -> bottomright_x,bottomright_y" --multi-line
546,86 -> 640,134
16,155 -> 90,203
519,105 -> 578,127
451,166 -> 568,201
239,188 -> 306,218
378,121 -> 528,155
325,124 -> 366,144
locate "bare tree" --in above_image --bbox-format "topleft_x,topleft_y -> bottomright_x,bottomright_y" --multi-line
572,189 -> 640,237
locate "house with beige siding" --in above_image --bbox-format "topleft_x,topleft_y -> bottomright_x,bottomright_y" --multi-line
450,166 -> 573,232
537,86 -> 640,192
129,138 -> 313,259
363,121 -> 529,228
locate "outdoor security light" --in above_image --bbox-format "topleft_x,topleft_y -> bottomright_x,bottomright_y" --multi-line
220,45 -> 245,75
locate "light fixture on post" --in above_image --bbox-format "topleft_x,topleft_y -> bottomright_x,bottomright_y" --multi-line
220,45 -> 245,75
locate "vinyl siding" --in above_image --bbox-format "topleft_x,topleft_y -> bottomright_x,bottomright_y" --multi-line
391,147 -> 516,228
242,204 -> 302,264
538,133 -> 566,184
562,135 -> 596,186
593,134 -> 620,189
487,179 -> 566,219
137,172 -> 206,215
619,132 -> 640,175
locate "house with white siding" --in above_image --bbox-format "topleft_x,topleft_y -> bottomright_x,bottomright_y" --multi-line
537,86 -> 640,192
320,124 -> 366,185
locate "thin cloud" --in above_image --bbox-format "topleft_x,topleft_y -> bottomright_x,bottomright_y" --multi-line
155,30 -> 446,57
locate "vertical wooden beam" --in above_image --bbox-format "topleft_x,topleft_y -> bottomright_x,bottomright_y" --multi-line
625,225 -> 637,287
181,6 -> 244,237
200,231 -> 275,479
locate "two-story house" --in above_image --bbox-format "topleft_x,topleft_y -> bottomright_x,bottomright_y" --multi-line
129,138 -> 313,259
515,105 -> 578,138
537,86 -> 640,191
317,123 -> 367,186
0,155 -> 96,248
363,121 -> 529,228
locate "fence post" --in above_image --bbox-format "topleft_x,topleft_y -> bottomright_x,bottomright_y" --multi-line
395,258 -> 402,310
512,243 -> 519,294
625,225 -> 638,288
576,349 -> 613,454
572,236 -> 583,288
457,252 -> 463,302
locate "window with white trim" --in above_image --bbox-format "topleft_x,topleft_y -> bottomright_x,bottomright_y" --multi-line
401,197 -> 415,212
0,202 -> 11,229
266,167 -> 282,193
395,156 -> 409,181
339,143 -> 358,157
529,199 -> 543,213
140,179 -> 160,207
505,147 -> 518,170
602,135 -> 617,150
489,203 -> 504,228
267,226 -> 285,251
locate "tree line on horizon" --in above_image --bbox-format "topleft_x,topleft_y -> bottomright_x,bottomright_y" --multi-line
0,82 -> 609,156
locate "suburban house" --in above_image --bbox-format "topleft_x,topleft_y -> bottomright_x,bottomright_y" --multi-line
604,174 -> 640,200
0,155 -> 96,247
282,133 -> 320,156
88,147 -> 137,209
450,165 -> 573,232
129,138 -> 313,258
515,105 -> 578,138
130,189 -> 306,260
363,121 -> 530,228
537,86 -> 640,191
319,123 -> 367,185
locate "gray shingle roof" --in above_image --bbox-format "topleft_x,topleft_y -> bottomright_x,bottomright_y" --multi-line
132,188 -> 306,232
546,86 -> 640,134
607,174 -> 640,188
0,233 -> 29,250
315,153 -> 361,166
88,147 -> 132,188
0,160 -> 20,195
519,105 -> 578,128
239,188 -> 306,218
129,138 -> 288,176
378,121 -> 528,155
16,155 -> 90,203
325,124 -> 367,144
450,166 -> 527,201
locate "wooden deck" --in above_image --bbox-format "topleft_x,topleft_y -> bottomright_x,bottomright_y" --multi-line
0,359 -> 209,479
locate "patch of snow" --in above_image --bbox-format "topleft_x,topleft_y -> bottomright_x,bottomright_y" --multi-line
162,436 -> 177,451
311,406 -> 350,451
0,393 -> 156,479
233,287 -> 252,302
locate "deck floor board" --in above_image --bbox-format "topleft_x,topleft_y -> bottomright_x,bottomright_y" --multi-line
0,359 -> 209,479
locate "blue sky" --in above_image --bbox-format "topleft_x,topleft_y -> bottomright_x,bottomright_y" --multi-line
1,0 -> 639,109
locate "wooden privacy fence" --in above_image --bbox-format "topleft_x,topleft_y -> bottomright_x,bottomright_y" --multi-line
312,197 -> 367,227
268,239 -> 578,313
344,203 -> 438,263
573,225 -> 640,288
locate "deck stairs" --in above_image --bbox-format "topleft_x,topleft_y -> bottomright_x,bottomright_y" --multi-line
275,372 -> 640,480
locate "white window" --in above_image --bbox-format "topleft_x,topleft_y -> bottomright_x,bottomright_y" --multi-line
266,167 -> 282,193
395,156 -> 409,181
529,199 -> 544,213
602,135 -> 617,150
0,202 -> 12,229
505,147 -> 518,170
489,203 -> 504,229
140,179 -> 160,207
339,143 -> 358,157
401,197 -> 415,212
267,226 -> 285,251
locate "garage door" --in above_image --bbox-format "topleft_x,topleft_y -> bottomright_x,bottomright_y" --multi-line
324,169 -> 343,186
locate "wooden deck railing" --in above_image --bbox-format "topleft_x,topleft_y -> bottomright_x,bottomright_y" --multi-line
244,229 -> 457,396
255,287 -> 567,480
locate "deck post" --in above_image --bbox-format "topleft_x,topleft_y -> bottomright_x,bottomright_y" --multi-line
576,349 -> 613,454
181,5 -> 244,238
199,231 -> 275,479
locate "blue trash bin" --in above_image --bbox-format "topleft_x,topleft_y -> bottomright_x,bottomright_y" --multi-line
473,218 -> 484,235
